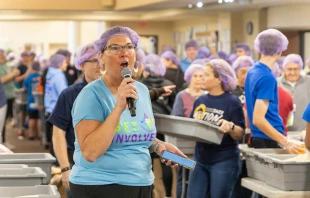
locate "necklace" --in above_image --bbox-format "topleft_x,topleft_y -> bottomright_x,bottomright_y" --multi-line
103,75 -> 119,91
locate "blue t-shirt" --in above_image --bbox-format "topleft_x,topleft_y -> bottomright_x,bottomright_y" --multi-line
180,58 -> 194,72
23,73 -> 40,111
190,92 -> 245,164
47,78 -> 88,151
302,103 -> 310,123
70,78 -> 156,186
245,62 -> 284,140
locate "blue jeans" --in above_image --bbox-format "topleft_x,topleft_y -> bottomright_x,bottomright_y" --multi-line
187,156 -> 241,198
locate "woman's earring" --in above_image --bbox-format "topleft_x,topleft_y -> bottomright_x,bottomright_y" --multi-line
133,67 -> 139,73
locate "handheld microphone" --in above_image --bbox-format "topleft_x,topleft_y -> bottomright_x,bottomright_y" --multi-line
121,68 -> 136,117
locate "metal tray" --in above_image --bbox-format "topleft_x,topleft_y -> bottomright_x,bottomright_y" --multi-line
154,113 -> 223,144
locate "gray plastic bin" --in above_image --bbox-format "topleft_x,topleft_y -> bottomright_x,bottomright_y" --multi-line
240,148 -> 290,182
0,185 -> 60,198
0,167 -> 46,186
154,113 -> 223,144
164,135 -> 195,155
14,88 -> 27,105
0,164 -> 28,169
32,91 -> 44,108
264,154 -> 310,191
0,153 -> 56,184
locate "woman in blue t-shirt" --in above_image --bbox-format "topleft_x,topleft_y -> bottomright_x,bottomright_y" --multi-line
69,26 -> 186,198
187,59 -> 245,198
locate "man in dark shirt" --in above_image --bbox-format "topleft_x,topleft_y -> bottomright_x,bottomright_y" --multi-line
48,44 -> 102,197
56,49 -> 79,86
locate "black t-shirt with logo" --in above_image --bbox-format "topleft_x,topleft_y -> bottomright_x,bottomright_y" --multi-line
190,92 -> 245,164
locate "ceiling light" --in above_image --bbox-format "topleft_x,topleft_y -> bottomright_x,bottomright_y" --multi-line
197,2 -> 203,8
188,4 -> 193,8
218,0 -> 223,3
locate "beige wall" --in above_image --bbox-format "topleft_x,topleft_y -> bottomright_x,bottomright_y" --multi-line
109,21 -> 174,52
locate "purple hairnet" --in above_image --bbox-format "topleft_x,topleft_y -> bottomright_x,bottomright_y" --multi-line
160,51 -> 180,67
31,61 -> 41,71
272,62 -> 281,77
160,45 -> 175,55
184,64 -> 204,83
209,59 -> 237,92
0,49 -> 4,54
135,48 -> 145,69
94,26 -> 140,52
254,29 -> 288,55
277,56 -> 286,71
74,43 -> 98,70
185,39 -> 198,50
235,43 -> 252,56
6,52 -> 16,61
218,51 -> 229,61
197,47 -> 211,59
21,52 -> 30,57
49,54 -> 66,68
282,54 -> 303,69
192,59 -> 207,66
208,55 -> 219,60
29,51 -> 36,57
143,54 -> 166,77
233,56 -> 254,74
56,49 -> 72,57
228,54 -> 238,65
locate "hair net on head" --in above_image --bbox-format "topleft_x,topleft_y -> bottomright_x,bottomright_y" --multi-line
135,48 -> 145,69
184,64 -> 204,83
0,49 -> 4,54
160,45 -> 175,55
208,55 -> 219,60
21,52 -> 30,57
56,49 -> 72,57
192,59 -> 207,66
233,56 -> 254,74
6,52 -> 16,61
94,26 -> 140,52
209,59 -> 237,92
218,51 -> 229,61
29,52 -> 36,56
277,56 -> 286,71
31,61 -> 41,71
254,29 -> 288,55
235,43 -> 252,56
272,62 -> 281,77
283,54 -> 303,69
197,47 -> 211,59
49,54 -> 66,68
74,43 -> 98,70
228,54 -> 238,65
185,39 -> 199,50
143,54 -> 166,77
160,51 -> 180,67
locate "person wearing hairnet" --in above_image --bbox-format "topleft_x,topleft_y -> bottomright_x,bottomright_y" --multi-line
56,49 -> 79,86
277,54 -> 310,132
47,43 -> 102,197
197,46 -> 211,59
245,29 -> 304,155
69,26 -> 185,198
180,40 -> 199,72
161,51 -> 185,93
235,43 -> 252,57
186,59 -> 245,198
44,54 -> 68,158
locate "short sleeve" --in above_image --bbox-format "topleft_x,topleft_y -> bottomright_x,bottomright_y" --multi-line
72,86 -> 106,127
48,90 -> 71,131
230,98 -> 246,129
171,92 -> 184,117
256,75 -> 276,101
302,103 -> 310,123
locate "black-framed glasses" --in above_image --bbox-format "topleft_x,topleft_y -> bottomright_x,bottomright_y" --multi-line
85,59 -> 100,66
102,44 -> 136,54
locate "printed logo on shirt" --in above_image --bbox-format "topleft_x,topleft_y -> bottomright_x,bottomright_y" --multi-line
112,113 -> 156,144
239,94 -> 245,104
193,104 -> 224,125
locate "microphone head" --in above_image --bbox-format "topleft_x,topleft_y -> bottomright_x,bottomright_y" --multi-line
121,68 -> 132,78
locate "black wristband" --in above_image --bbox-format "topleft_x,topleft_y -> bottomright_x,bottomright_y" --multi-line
61,166 -> 72,173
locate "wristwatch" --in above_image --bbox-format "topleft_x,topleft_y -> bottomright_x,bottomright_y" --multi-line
61,166 -> 72,173
230,123 -> 235,131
